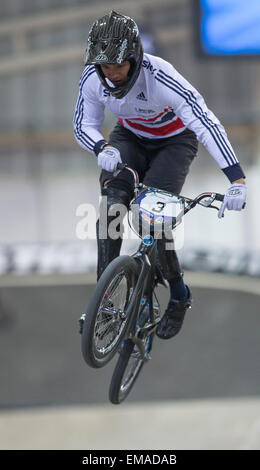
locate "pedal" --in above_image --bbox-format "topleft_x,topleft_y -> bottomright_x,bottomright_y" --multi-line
78,313 -> 86,335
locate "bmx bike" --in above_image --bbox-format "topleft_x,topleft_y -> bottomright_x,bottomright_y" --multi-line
79,164 -> 225,404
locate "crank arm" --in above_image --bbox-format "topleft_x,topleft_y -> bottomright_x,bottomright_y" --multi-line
128,334 -> 147,360
140,318 -> 160,335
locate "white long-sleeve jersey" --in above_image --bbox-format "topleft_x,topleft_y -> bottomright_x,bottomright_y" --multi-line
73,53 -> 245,183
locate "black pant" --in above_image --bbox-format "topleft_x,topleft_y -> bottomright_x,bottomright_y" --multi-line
97,123 -> 198,281
100,122 -> 198,194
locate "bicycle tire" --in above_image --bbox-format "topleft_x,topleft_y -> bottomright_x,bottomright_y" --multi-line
109,333 -> 154,405
81,255 -> 139,368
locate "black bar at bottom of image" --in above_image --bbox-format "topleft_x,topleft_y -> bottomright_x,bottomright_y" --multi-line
0,450 -> 259,466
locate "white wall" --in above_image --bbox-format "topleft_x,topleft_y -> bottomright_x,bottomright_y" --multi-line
0,160 -> 256,253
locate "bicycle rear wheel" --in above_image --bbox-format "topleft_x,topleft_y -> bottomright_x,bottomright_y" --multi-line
109,332 -> 154,405
81,255 -> 139,368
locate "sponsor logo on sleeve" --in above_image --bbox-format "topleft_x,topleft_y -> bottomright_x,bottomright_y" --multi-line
142,60 -> 157,74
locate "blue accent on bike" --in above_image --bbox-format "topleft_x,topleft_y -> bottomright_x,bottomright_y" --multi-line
119,339 -> 127,352
143,235 -> 154,246
136,193 -> 146,204
146,335 -> 152,353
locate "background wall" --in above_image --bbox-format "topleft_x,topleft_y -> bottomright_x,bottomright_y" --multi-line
0,0 -> 259,277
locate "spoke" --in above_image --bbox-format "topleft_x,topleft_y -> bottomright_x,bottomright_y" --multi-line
94,311 -> 124,352
95,320 -> 114,337
120,355 -> 142,394
119,336 -> 150,398
98,319 -> 118,337
96,314 -> 115,328
95,317 -> 118,339
105,273 -> 127,311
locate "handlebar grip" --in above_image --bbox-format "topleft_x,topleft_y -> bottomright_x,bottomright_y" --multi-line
215,193 -> 224,202
116,162 -> 127,171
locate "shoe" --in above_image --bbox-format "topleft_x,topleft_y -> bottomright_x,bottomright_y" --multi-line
156,286 -> 192,339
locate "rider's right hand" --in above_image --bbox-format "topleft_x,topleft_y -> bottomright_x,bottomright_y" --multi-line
97,146 -> 122,172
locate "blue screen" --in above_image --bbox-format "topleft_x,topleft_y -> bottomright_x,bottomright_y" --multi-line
200,0 -> 260,55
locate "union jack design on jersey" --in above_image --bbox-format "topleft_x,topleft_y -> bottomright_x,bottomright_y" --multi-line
73,53 -> 244,183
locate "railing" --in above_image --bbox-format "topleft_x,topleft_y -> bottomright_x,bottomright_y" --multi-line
0,0 -> 184,76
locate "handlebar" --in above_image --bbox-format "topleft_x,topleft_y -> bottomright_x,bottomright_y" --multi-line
212,193 -> 224,202
116,163 -> 246,216
115,163 -> 225,212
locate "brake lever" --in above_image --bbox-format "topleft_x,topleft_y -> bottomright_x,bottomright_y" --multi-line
113,162 -> 127,177
116,162 -> 127,171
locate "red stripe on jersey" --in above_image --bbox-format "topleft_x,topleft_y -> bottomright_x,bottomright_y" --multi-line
119,117 -> 185,136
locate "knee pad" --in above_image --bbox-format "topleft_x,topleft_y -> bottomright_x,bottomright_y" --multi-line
102,166 -> 135,198
98,185 -> 132,241
157,238 -> 183,282
96,184 -> 132,280
101,184 -> 132,208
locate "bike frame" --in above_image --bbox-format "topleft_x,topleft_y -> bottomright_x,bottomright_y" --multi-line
114,163 -> 225,359
121,238 -> 158,359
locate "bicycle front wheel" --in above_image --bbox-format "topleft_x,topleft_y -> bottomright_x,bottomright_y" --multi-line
81,255 -> 139,368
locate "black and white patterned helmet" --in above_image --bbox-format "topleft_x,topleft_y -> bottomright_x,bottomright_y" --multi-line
85,11 -> 143,99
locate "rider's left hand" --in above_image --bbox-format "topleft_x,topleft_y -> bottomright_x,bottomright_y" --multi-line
218,183 -> 247,218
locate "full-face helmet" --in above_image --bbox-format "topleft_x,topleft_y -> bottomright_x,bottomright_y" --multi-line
85,11 -> 143,99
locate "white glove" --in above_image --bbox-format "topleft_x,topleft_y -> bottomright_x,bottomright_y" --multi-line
218,183 -> 246,219
97,146 -> 122,173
